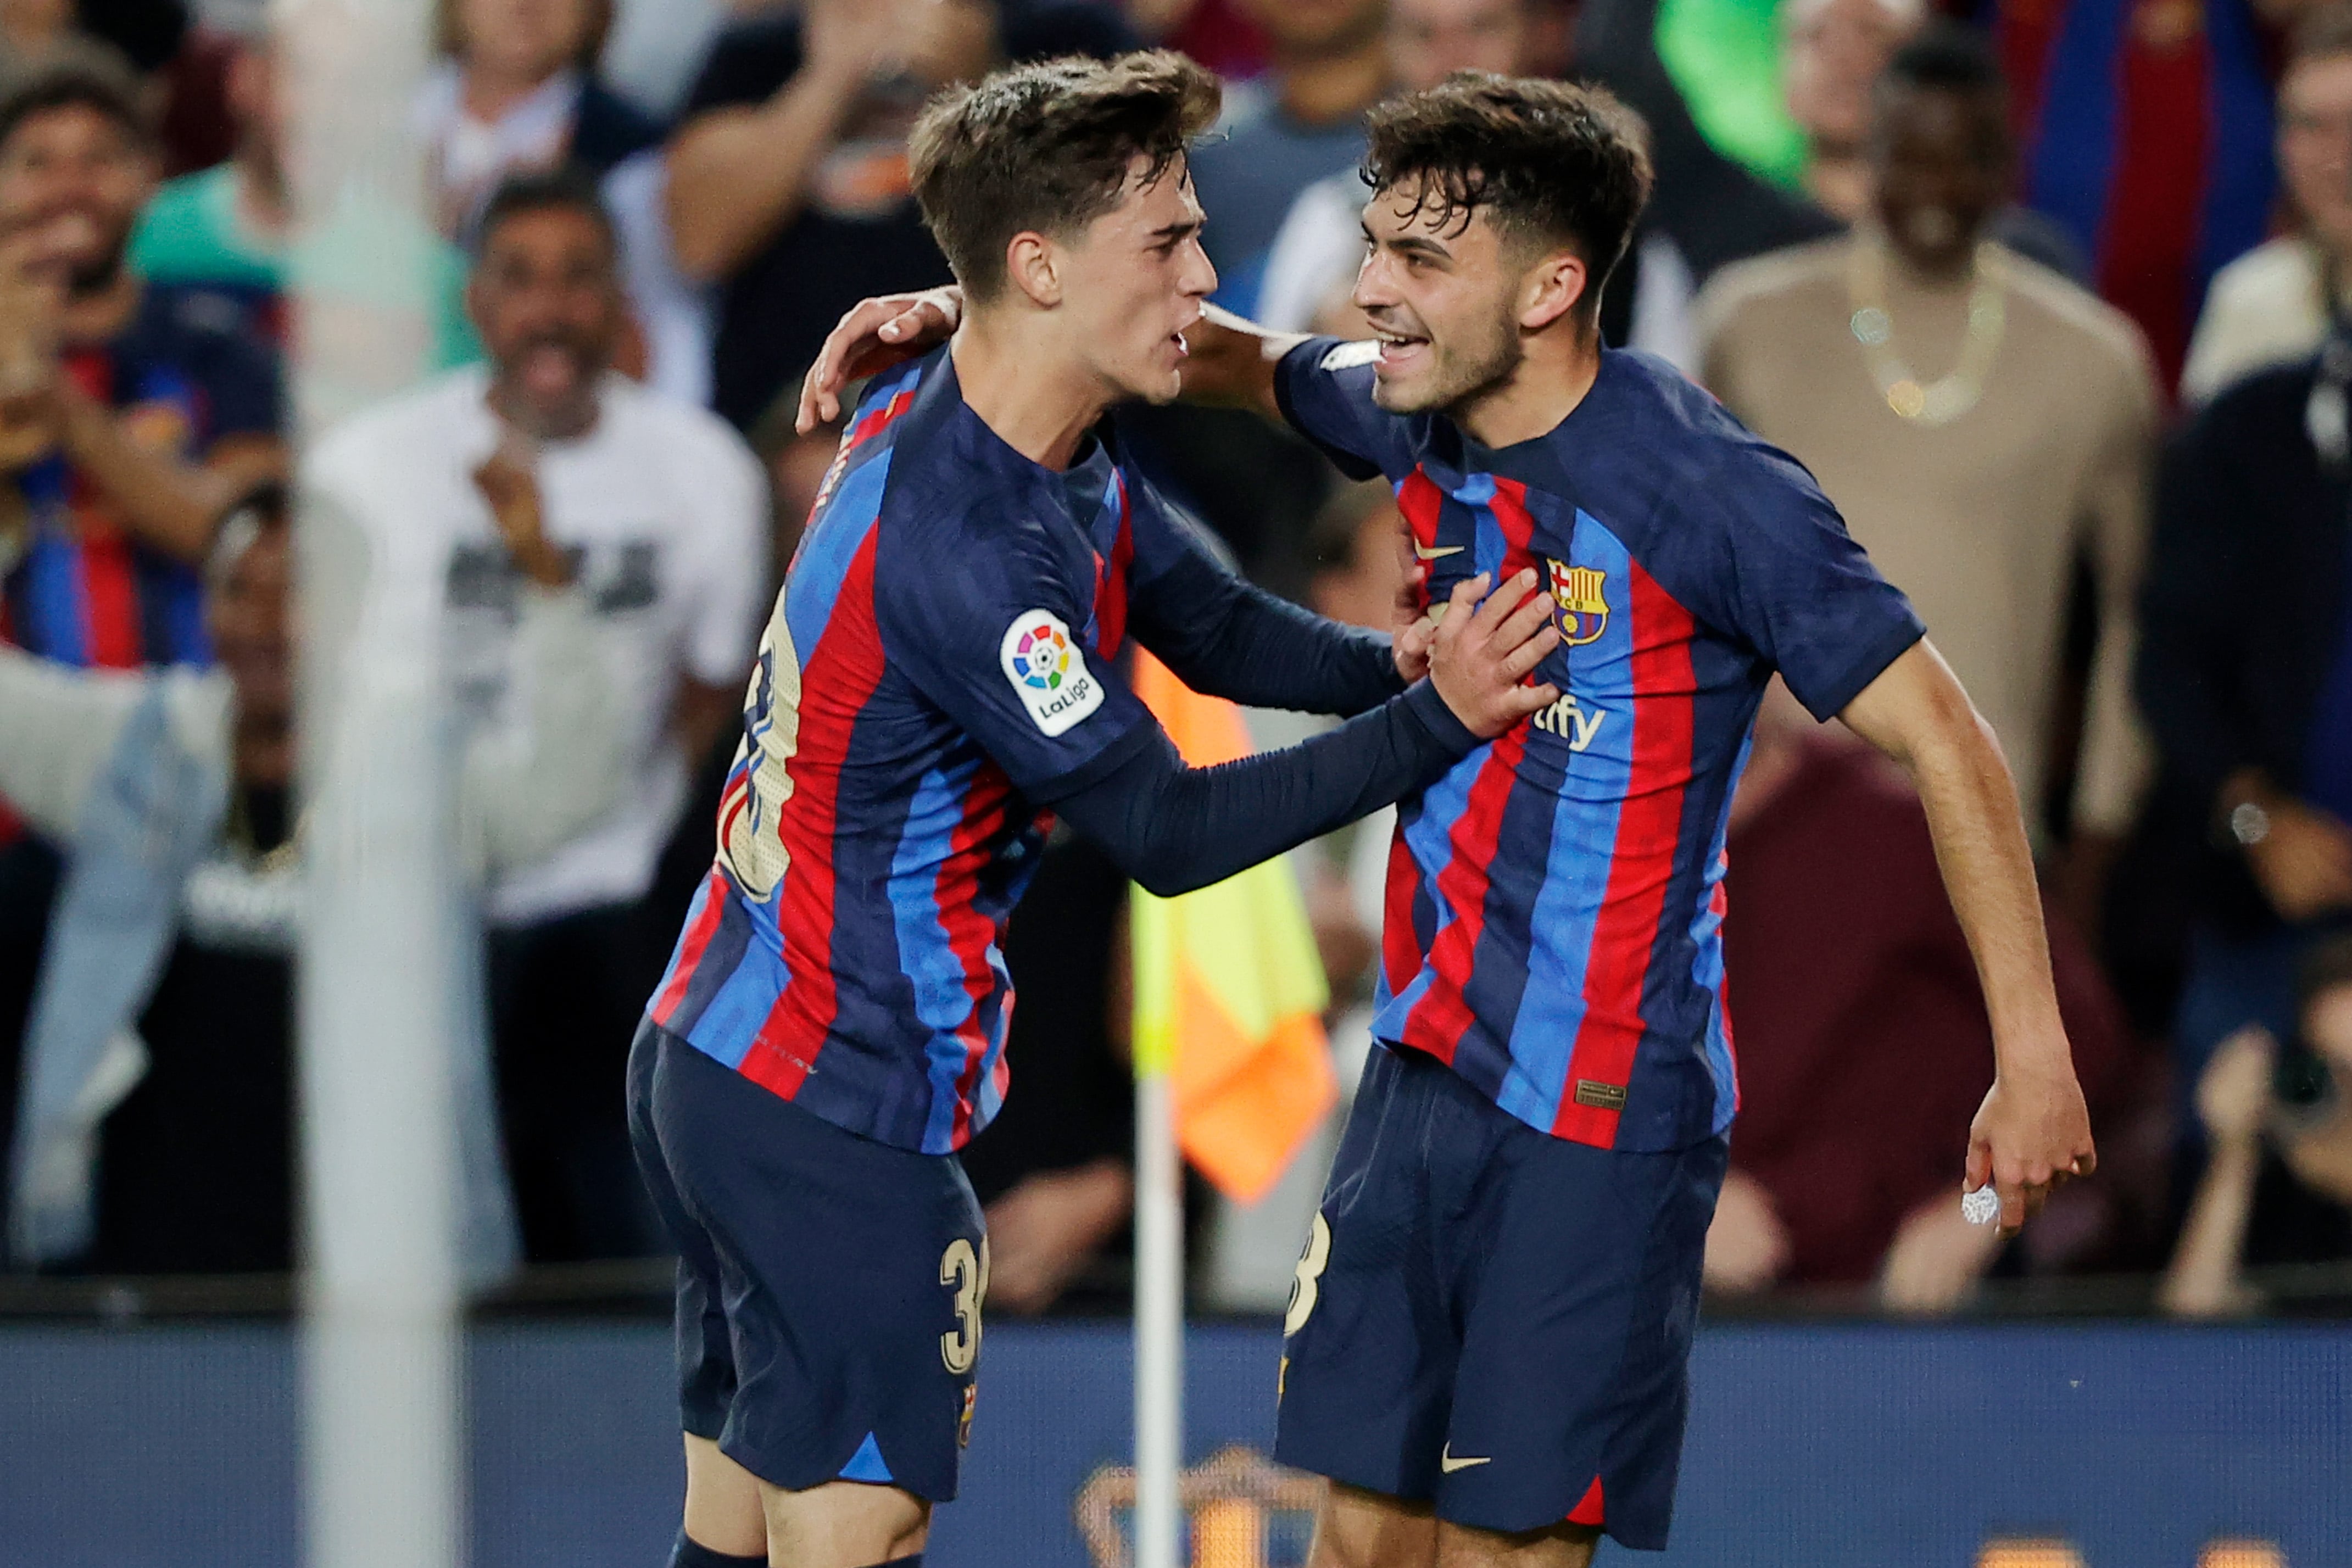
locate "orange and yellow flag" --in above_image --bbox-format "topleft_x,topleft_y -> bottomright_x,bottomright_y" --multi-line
1128,650 -> 1338,1204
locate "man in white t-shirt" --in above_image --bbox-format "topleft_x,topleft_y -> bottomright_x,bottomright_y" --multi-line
310,168 -> 766,1259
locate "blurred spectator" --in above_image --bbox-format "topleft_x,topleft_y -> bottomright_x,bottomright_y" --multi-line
2161,936 -> 2352,1316
1697,26 -> 2155,879
310,170 -> 765,1261
1256,0 -> 1535,335
2181,6 -> 2352,406
2136,326 -> 2352,1150
1706,687 -> 2135,1311
415,0 -> 662,242
1254,0 -> 1705,367
1580,0 -> 1843,286
0,0 -> 185,75
417,0 -> 704,394
129,23 -> 484,372
1187,0 -> 1387,318
599,0 -> 726,120
0,49 -> 282,1227
1585,0 -> 2083,293
1783,0 -> 1922,224
0,46 -> 283,659
664,0 -> 1138,428
1138,0 -> 1270,78
661,0 -> 995,431
1993,0 -> 2277,391
1,487 -> 622,1274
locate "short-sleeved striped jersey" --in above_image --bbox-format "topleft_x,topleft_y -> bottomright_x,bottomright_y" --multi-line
643,349 -> 1230,1153
1277,339 -> 1925,1151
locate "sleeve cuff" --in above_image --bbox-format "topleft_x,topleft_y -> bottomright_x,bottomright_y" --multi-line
1791,618 -> 1926,724
1398,678 -> 1481,757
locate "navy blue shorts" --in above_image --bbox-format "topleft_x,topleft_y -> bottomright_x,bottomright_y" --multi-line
1273,1044 -> 1728,1549
626,1021 -> 986,1502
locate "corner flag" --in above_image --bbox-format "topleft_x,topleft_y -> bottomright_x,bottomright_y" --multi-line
1128,650 -> 1338,1204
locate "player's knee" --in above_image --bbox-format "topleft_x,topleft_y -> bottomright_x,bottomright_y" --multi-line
1435,1517 -> 1601,1568
1310,1482 -> 1439,1568
758,1479 -> 929,1568
679,1435 -> 766,1559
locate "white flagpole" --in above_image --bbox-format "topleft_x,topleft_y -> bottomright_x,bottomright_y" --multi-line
283,0 -> 458,1563
1134,1060 -> 1184,1568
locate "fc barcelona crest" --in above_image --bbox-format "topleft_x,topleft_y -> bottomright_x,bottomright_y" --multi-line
1547,559 -> 1609,646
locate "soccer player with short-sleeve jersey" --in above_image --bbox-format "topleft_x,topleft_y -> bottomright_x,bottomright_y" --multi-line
628,54 -> 1563,1568
809,72 -> 2099,1568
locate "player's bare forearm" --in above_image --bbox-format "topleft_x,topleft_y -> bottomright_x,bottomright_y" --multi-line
1838,640 -> 2096,1228
1178,305 -> 1308,421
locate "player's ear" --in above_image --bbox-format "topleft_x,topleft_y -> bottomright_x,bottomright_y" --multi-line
1005,231 -> 1063,308
1519,249 -> 1588,334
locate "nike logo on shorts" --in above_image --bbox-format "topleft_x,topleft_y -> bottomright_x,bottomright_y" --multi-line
1440,1444 -> 1491,1472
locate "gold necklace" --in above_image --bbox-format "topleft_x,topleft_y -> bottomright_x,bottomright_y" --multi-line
1846,238 -> 2007,427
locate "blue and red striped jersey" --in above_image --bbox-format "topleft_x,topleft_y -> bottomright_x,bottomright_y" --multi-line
0,285 -> 283,671
1278,339 -> 1925,1152
645,349 -> 1259,1153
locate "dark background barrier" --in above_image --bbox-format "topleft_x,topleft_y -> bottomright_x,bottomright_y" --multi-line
2,1318 -> 2347,1566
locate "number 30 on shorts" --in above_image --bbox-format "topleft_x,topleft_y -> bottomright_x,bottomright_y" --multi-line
940,1237 -> 990,1375
1285,1213 -> 1331,1336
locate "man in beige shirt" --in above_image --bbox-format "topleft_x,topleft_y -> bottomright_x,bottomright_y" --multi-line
1697,24 -> 2156,862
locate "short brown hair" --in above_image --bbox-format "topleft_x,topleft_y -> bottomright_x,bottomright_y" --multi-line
2292,2 -> 2352,66
0,43 -> 154,156
1363,73 -> 1653,320
910,51 -> 1220,303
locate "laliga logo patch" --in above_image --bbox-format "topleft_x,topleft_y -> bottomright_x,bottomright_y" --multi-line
1001,610 -> 1103,736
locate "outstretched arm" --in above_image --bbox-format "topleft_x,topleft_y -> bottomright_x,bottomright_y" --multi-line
795,290 -> 1305,432
1836,639 -> 2098,1234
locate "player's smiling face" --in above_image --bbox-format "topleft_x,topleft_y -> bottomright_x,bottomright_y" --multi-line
1352,177 -> 1529,417
1053,154 -> 1217,405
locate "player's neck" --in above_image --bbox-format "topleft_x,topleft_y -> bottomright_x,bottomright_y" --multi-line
950,317 -> 1110,472
1449,331 -> 1603,451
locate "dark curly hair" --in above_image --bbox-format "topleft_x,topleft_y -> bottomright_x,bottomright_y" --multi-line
1363,73 -> 1653,321
910,50 -> 1221,304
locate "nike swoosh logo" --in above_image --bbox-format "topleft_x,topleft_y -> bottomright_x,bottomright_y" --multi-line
1413,543 -> 1464,560
1440,1445 -> 1491,1473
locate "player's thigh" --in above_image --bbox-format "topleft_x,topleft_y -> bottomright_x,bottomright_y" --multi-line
648,1027 -> 986,1504
760,1477 -> 929,1567
1308,1481 -> 1438,1568
681,1434 -> 766,1558
1435,1517 -> 1600,1568
1278,1047 -> 1468,1503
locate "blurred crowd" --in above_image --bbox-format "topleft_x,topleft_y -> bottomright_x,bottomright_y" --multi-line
0,0 -> 2348,1321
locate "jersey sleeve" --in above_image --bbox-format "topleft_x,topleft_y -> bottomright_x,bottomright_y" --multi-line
1699,445 -> 1926,722
879,524 -> 1154,797
1272,336 -> 1418,482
